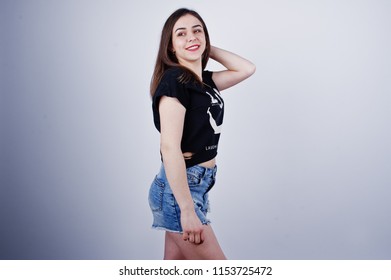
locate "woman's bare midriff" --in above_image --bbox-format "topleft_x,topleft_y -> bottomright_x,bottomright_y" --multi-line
198,158 -> 216,169
183,152 -> 216,169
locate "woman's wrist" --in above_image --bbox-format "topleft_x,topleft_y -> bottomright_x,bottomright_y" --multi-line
180,204 -> 196,213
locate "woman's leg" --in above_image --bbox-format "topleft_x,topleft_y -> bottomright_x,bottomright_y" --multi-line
165,225 -> 226,260
164,232 -> 186,260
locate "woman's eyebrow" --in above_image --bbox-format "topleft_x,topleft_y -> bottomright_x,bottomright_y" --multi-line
175,25 -> 203,33
175,27 -> 186,33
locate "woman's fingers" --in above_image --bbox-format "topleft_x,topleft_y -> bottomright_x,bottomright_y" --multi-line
194,233 -> 201,244
181,211 -> 204,244
183,231 -> 203,244
188,233 -> 195,243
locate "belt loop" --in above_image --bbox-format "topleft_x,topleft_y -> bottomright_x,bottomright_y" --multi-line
213,165 -> 217,179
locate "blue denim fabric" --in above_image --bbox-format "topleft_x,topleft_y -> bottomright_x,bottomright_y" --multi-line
148,164 -> 217,233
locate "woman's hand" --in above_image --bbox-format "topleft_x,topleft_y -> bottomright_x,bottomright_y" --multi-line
180,208 -> 205,244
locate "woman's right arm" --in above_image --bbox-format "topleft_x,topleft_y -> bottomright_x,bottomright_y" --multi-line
158,95 -> 205,244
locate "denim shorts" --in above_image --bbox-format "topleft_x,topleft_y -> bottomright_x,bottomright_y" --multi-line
148,164 -> 217,233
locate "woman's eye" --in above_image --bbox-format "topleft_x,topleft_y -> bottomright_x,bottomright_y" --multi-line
177,32 -> 185,37
194,29 -> 202,33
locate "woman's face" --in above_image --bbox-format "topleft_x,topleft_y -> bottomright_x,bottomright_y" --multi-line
171,14 -> 206,66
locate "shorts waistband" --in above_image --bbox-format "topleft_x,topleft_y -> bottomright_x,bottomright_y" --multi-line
187,164 -> 217,180
159,164 -> 217,180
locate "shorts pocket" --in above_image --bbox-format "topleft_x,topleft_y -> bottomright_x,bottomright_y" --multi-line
187,174 -> 200,186
148,176 -> 165,212
187,168 -> 202,187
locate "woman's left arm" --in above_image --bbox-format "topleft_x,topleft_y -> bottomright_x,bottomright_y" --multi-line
209,45 -> 256,91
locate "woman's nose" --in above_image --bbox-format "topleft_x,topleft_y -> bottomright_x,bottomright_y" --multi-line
187,34 -> 196,42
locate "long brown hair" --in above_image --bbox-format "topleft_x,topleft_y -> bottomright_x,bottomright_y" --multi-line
150,8 -> 211,97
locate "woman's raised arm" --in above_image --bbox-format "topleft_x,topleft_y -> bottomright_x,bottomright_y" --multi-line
209,46 -> 256,91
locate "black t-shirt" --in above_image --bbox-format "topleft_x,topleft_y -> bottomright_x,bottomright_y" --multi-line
152,67 -> 224,168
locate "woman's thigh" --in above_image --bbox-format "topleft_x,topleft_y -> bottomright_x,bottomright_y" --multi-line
164,233 -> 186,260
165,225 -> 226,260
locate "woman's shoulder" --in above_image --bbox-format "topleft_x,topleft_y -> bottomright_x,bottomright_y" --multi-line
161,66 -> 186,82
154,67 -> 188,99
156,67 -> 186,93
154,67 -> 191,108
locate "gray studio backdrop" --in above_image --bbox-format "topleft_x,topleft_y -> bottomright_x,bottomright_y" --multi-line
1,0 -> 390,259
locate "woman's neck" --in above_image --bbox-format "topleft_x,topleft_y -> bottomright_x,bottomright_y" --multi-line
178,59 -> 202,81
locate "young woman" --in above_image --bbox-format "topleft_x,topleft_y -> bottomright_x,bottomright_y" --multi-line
148,8 -> 255,260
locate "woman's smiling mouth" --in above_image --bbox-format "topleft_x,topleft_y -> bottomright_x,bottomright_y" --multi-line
186,44 -> 201,51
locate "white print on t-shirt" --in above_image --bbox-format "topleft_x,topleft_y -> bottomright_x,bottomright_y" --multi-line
205,89 -> 223,109
205,88 -> 223,134
207,108 -> 222,134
